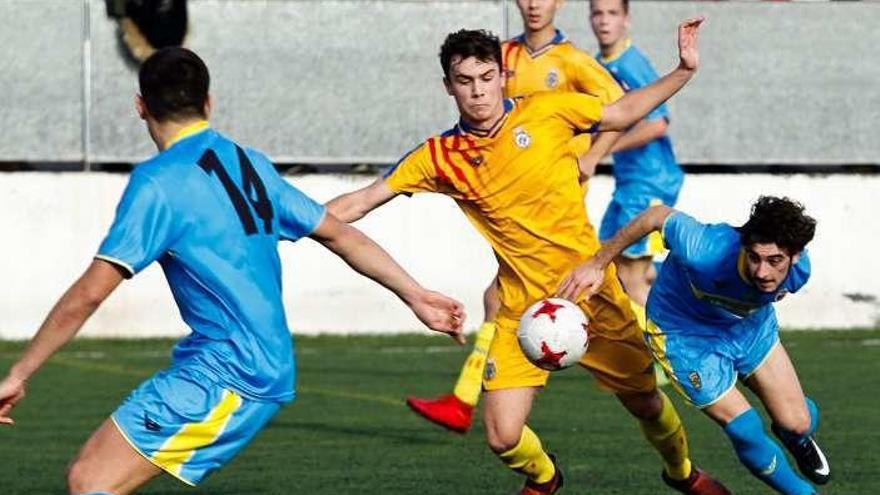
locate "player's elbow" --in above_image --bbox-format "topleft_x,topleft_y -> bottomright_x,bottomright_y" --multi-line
647,205 -> 675,230
73,285 -> 107,315
326,194 -> 367,224
648,118 -> 668,140
599,104 -> 634,132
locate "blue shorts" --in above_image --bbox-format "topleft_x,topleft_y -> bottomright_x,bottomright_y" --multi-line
643,315 -> 779,408
599,196 -> 669,258
111,367 -> 282,485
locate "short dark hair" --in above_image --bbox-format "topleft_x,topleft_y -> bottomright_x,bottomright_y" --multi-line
439,29 -> 503,79
739,196 -> 816,255
139,47 -> 209,122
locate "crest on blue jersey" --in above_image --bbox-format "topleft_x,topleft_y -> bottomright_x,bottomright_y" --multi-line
514,127 -> 531,149
688,371 -> 702,390
545,69 -> 560,89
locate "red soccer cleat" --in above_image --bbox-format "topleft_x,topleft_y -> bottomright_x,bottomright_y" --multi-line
520,454 -> 564,495
662,466 -> 732,495
405,393 -> 473,434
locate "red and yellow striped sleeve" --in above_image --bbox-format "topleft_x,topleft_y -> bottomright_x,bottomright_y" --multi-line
384,140 -> 442,195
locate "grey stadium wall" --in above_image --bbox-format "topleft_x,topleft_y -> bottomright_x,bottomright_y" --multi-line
0,0 -> 877,166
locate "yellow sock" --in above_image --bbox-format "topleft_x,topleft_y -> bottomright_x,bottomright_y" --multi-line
498,425 -> 556,484
452,321 -> 495,406
639,391 -> 692,481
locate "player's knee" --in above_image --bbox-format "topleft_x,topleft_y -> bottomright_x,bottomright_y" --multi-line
67,456 -> 97,494
617,391 -> 663,420
776,406 -> 812,436
484,422 -> 523,453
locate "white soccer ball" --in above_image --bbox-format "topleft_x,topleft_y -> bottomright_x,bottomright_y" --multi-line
517,298 -> 590,371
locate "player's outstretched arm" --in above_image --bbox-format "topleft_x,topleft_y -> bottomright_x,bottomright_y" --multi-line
310,213 -> 466,343
610,118 -> 668,153
599,17 -> 704,132
325,178 -> 397,223
0,260 -> 125,425
558,205 -> 675,302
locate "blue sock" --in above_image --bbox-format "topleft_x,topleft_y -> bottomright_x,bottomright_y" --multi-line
774,396 -> 819,449
724,408 -> 815,495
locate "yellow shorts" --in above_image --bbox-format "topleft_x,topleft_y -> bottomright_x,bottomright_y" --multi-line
483,263 -> 656,395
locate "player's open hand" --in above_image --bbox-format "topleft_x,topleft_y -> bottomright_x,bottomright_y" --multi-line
557,259 -> 606,303
678,16 -> 705,72
0,375 -> 26,426
410,290 -> 467,345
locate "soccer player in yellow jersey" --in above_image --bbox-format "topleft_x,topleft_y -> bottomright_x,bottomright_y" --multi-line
328,19 -> 731,495
405,0 -> 626,435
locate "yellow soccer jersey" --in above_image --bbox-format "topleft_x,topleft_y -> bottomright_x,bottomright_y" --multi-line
385,92 -> 603,324
502,30 -> 623,157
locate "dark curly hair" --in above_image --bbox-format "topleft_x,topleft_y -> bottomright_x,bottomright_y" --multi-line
739,196 -> 816,254
439,29 -> 502,79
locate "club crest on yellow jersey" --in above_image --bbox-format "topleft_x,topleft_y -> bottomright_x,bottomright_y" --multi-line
514,127 -> 531,149
545,68 -> 560,89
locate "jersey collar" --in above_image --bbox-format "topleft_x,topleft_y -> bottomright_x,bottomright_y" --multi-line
599,38 -> 632,64
456,99 -> 515,138
168,120 -> 210,148
515,29 -> 567,57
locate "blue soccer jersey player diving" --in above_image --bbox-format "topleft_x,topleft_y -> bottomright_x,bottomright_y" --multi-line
558,196 -> 830,495
0,48 -> 465,495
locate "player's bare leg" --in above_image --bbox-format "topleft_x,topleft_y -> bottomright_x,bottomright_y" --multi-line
616,256 -> 670,386
483,387 -> 561,494
67,418 -> 162,495
406,276 -> 501,433
746,343 -> 830,485
705,384 -> 817,494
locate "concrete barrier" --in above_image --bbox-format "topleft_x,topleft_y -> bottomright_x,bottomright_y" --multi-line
0,0 -> 877,165
1,172 -> 876,339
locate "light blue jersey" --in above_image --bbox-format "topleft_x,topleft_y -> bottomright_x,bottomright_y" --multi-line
98,124 -> 325,403
649,212 -> 810,331
598,42 -> 683,203
644,212 -> 811,407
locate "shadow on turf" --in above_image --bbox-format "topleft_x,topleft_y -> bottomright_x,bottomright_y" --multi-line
267,419 -> 463,446
300,365 -> 467,380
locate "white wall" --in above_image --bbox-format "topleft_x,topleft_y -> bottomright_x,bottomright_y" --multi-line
0,173 -> 876,340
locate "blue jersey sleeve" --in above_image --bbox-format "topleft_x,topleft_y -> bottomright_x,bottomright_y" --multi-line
96,172 -> 177,277
621,52 -> 669,123
661,211 -> 711,268
276,179 -> 326,242
786,250 -> 811,293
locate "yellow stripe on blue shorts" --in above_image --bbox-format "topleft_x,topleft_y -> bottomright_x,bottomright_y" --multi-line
111,367 -> 281,485
152,389 -> 243,478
